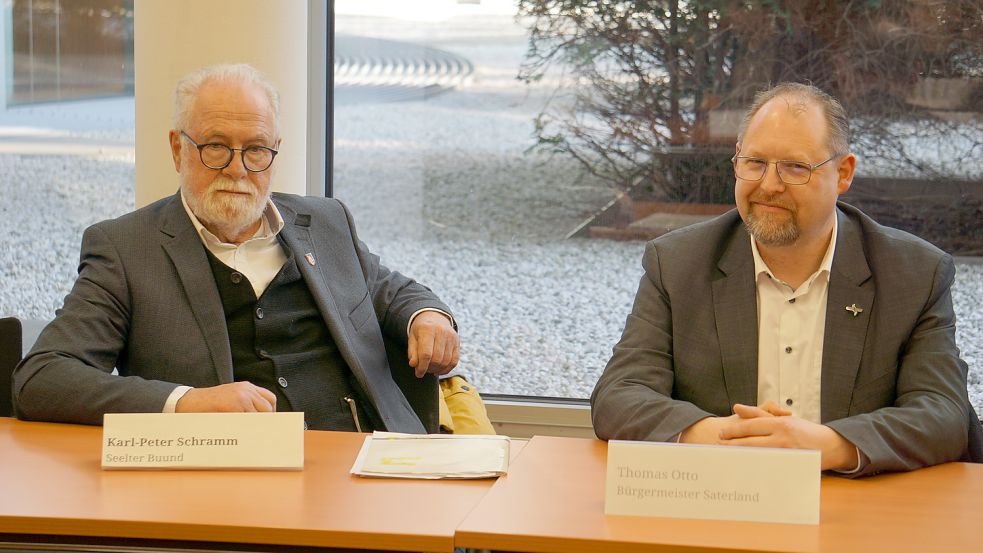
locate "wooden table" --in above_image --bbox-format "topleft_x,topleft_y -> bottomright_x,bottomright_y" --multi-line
0,417 -> 519,552
455,435 -> 983,553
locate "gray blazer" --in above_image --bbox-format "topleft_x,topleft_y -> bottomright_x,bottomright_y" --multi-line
591,202 -> 971,476
14,192 -> 451,432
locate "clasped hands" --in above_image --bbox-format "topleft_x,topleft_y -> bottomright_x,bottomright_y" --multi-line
680,401 -> 858,471
176,311 -> 459,413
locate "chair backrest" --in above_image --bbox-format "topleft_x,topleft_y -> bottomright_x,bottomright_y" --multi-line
385,337 -> 438,433
966,406 -> 983,464
0,317 -> 23,417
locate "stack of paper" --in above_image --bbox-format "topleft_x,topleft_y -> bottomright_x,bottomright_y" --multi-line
350,431 -> 510,479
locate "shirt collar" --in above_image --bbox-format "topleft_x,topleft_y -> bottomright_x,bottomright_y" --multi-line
179,190 -> 285,248
751,215 -> 838,286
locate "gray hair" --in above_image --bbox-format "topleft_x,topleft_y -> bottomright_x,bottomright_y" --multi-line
172,63 -> 280,133
737,82 -> 850,157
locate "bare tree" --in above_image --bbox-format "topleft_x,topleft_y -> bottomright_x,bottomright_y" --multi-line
518,0 -> 983,204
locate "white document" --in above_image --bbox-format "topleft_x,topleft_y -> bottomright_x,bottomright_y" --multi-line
350,431 -> 510,479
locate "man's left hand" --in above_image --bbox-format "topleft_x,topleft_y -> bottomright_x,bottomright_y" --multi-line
408,311 -> 459,378
719,403 -> 858,471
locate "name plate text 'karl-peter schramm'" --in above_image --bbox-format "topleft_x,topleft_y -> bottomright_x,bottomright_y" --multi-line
102,412 -> 304,470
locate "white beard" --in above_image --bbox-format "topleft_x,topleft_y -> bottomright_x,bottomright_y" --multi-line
182,174 -> 269,241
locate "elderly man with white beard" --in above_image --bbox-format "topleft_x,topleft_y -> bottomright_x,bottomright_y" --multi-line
13,64 -> 458,433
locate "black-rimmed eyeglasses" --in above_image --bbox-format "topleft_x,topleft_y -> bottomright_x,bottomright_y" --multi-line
180,131 -> 278,172
732,155 -> 837,186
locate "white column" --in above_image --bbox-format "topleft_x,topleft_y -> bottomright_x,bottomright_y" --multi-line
0,5 -> 8,110
134,0 -> 309,207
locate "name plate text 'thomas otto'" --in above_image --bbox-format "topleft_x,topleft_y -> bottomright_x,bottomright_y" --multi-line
605,441 -> 820,525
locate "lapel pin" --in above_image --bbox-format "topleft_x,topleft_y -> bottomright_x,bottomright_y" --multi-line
845,304 -> 863,317
304,253 -> 316,266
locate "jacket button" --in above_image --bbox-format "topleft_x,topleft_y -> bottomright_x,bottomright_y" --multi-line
785,398 -> 794,406
256,307 -> 264,319
785,346 -> 793,354
231,272 -> 242,284
278,377 -> 288,388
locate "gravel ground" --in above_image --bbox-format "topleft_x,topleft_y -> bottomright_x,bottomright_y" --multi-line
330,95 -> 983,412
0,153 -> 135,316
0,12 -> 980,417
330,14 -> 983,412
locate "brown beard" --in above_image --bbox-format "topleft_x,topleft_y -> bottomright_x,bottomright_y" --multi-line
744,193 -> 799,246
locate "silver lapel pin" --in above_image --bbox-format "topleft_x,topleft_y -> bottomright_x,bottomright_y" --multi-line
304,252 -> 316,266
845,304 -> 863,317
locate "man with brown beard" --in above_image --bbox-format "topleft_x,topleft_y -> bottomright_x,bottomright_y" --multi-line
591,83 -> 979,476
14,64 -> 458,433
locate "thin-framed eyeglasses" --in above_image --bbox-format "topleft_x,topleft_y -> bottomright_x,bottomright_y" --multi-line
731,155 -> 837,186
180,130 -> 278,172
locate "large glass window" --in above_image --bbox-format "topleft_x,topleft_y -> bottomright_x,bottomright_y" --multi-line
333,0 -> 982,409
333,0 -> 640,399
0,1 -> 978,417
0,1 -> 135,323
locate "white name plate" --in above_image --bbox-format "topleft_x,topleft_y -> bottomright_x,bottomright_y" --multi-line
605,441 -> 820,525
102,412 -> 304,470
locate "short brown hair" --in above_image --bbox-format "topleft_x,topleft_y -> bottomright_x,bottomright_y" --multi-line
737,82 -> 850,157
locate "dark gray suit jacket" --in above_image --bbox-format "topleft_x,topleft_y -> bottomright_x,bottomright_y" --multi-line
14,192 -> 450,432
592,202 -> 971,476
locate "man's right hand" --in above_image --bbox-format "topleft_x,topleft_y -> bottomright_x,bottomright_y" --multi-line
175,382 -> 276,413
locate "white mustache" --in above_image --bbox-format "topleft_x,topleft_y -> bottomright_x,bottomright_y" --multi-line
209,177 -> 254,195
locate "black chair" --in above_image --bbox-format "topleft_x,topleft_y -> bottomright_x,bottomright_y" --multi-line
0,317 -> 23,417
965,406 -> 983,463
385,338 -> 439,433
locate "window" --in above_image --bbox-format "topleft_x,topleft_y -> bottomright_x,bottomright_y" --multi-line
332,0 -> 982,410
0,0 -> 135,324
8,0 -> 133,105
0,1 -> 978,418
332,0 -> 639,399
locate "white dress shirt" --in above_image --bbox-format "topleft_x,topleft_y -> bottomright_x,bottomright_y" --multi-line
180,192 -> 288,298
750,220 -> 862,472
751,220 -> 837,424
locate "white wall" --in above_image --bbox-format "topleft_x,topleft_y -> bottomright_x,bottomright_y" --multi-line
0,4 -> 9,110
134,1 -> 310,207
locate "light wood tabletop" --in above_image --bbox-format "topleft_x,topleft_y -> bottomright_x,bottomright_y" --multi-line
455,435 -> 983,553
0,417 -> 521,552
